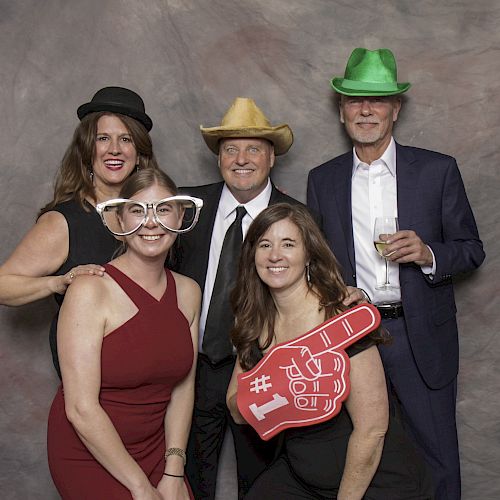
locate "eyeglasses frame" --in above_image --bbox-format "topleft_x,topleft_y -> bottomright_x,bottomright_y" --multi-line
96,195 -> 203,236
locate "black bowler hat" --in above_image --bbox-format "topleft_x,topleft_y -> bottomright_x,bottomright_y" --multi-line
77,86 -> 153,131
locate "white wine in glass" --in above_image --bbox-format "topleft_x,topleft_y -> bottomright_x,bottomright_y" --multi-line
373,217 -> 399,290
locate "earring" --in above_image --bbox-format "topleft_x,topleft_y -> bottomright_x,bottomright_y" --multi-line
89,170 -> 94,182
306,263 -> 311,284
135,164 -> 140,173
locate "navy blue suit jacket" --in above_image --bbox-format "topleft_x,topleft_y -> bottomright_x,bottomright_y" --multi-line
307,143 -> 484,389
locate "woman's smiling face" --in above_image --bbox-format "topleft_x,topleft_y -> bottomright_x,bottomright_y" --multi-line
255,217 -> 308,293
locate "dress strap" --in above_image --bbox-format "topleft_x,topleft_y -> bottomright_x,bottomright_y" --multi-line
164,268 -> 178,307
104,264 -> 161,308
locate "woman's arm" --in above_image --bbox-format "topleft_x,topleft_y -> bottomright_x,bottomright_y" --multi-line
337,345 -> 388,500
58,276 -> 160,500
226,356 -> 246,424
157,274 -> 201,499
0,211 -> 104,305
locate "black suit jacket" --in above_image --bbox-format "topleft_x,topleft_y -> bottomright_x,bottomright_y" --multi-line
307,143 -> 485,389
175,182 -> 308,293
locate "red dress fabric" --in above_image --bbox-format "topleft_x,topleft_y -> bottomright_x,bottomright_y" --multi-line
47,264 -> 194,499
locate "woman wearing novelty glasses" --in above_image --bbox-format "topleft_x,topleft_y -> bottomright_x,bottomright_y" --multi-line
48,169 -> 202,500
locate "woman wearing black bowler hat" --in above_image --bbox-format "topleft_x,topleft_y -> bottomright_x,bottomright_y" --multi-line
0,86 -> 159,376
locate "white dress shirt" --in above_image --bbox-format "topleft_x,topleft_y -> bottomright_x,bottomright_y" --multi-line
199,180 -> 272,351
351,138 -> 435,304
351,138 -> 400,304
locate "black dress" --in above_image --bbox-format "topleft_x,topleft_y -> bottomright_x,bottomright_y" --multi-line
245,338 -> 434,499
49,200 -> 120,377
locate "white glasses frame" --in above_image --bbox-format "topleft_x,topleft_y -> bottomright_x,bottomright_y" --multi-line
96,195 -> 203,236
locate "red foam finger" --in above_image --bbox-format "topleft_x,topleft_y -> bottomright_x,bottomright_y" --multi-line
284,304 -> 380,357
236,304 -> 381,440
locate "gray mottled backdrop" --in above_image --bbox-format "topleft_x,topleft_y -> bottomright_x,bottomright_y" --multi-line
1,1 -> 499,498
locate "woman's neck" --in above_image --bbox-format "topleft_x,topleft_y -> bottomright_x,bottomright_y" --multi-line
111,251 -> 167,297
93,182 -> 122,205
271,283 -> 324,343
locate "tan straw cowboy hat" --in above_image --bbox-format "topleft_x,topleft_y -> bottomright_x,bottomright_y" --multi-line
200,97 -> 293,155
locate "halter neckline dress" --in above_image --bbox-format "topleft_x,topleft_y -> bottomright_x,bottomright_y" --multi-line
48,264 -> 194,499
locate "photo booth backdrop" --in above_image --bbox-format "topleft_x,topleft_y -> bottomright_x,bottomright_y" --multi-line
1,0 -> 499,498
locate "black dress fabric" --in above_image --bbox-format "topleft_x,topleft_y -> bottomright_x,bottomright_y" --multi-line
49,200 -> 120,377
245,337 -> 434,499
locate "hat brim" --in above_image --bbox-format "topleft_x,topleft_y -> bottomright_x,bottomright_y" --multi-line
200,125 -> 293,156
331,78 -> 411,96
77,103 -> 153,131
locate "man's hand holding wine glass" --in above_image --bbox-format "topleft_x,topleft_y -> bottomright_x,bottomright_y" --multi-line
379,230 -> 433,267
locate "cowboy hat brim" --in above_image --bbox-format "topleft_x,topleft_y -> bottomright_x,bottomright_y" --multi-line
200,124 -> 293,156
331,78 -> 411,97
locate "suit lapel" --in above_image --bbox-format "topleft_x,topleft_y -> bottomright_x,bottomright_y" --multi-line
396,143 -> 419,230
334,154 -> 356,272
197,184 -> 223,289
198,184 -> 223,244
269,184 -> 287,204
179,183 -> 224,290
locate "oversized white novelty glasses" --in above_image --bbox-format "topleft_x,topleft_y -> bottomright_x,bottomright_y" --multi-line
96,195 -> 203,236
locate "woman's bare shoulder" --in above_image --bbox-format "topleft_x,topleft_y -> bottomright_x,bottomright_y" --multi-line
170,271 -> 201,322
171,271 -> 201,297
64,272 -> 114,306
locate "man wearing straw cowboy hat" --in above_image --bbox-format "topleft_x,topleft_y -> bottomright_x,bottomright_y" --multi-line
307,48 -> 484,499
176,97 -> 367,499
175,97 -> 306,499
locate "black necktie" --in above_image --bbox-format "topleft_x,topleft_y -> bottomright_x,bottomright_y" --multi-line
203,206 -> 247,363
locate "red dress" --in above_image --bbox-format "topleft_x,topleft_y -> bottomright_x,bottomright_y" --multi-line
47,264 -> 194,499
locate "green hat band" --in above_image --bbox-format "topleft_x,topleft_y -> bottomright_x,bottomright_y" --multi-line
340,78 -> 400,92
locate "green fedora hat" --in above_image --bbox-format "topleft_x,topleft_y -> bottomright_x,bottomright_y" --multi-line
331,48 -> 411,96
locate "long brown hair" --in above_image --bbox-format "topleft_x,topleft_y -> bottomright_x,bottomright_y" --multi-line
232,203 -> 349,371
39,112 -> 159,216
233,203 -> 389,370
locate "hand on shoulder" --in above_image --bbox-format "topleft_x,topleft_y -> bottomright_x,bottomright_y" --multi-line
62,272 -> 110,313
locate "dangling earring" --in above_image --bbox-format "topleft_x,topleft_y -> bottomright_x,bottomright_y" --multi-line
135,164 -> 140,173
306,263 -> 311,284
89,170 -> 94,182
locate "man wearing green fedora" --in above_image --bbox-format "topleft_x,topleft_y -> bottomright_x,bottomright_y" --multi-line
308,48 -> 484,499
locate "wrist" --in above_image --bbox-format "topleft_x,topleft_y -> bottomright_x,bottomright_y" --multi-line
164,447 -> 186,466
48,275 -> 63,294
164,459 -> 185,476
163,472 -> 184,478
358,288 -> 372,303
130,477 -> 152,497
164,448 -> 186,476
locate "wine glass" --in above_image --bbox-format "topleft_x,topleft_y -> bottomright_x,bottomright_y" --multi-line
373,217 -> 399,290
